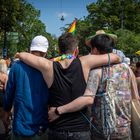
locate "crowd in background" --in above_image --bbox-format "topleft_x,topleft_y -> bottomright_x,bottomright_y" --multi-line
0,32 -> 140,140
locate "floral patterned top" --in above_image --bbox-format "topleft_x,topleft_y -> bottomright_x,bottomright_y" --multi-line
89,63 -> 132,139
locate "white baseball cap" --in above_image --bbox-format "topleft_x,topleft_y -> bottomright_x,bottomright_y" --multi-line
30,35 -> 49,53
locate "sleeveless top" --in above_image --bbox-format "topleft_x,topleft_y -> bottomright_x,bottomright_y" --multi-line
92,63 -> 132,139
49,58 -> 89,131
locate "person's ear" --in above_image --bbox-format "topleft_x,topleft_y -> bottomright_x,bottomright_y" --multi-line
91,47 -> 98,55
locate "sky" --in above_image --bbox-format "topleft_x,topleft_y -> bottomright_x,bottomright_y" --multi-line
27,0 -> 96,37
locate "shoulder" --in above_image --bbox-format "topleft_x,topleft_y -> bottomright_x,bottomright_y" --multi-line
10,60 -> 22,69
10,60 -> 30,72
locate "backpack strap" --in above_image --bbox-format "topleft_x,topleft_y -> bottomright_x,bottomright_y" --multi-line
98,53 -> 110,97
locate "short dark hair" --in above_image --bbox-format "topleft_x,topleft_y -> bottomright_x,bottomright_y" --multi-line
58,33 -> 79,54
90,34 -> 115,54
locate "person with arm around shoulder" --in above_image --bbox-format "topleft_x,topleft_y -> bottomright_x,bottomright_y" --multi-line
3,35 -> 49,140
49,34 -> 138,140
16,33 -> 120,140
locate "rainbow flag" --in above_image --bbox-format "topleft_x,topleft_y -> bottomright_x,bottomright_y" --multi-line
68,19 -> 76,34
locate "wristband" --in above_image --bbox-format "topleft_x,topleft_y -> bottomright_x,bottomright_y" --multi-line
55,107 -> 60,116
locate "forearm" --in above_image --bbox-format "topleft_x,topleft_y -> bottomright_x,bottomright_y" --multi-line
17,52 -> 50,71
49,70 -> 98,122
57,96 -> 93,115
81,53 -> 120,69
95,53 -> 120,67
57,70 -> 100,115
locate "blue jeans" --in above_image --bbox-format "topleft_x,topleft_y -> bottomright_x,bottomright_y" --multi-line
48,130 -> 91,140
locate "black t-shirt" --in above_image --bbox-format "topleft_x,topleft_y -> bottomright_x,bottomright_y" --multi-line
49,58 -> 90,132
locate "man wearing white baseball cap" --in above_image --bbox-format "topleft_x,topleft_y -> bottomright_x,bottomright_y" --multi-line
30,35 -> 49,54
3,35 -> 49,140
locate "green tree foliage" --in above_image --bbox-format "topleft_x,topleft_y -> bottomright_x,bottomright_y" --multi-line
86,0 -> 140,32
12,1 -> 48,55
71,0 -> 140,55
1,0 -> 139,58
0,0 -> 57,58
46,35 -> 59,59
0,0 -> 23,58
115,29 -> 140,56
0,0 -> 22,32
76,19 -> 92,55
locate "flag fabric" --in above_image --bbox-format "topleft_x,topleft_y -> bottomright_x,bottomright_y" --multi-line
68,19 -> 76,34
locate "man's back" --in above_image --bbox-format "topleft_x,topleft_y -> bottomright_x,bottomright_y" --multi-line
49,58 -> 89,131
4,61 -> 49,136
92,63 -> 131,139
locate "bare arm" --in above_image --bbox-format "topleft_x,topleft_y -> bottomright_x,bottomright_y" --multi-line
16,52 -> 52,73
48,69 -> 100,122
16,52 -> 54,87
80,53 -> 120,82
80,53 -> 120,70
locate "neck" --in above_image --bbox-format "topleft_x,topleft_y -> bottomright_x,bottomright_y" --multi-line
53,53 -> 76,61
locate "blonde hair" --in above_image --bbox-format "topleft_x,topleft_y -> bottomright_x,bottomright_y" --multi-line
0,59 -> 7,74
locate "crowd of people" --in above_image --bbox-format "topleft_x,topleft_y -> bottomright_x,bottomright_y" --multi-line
0,31 -> 140,140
